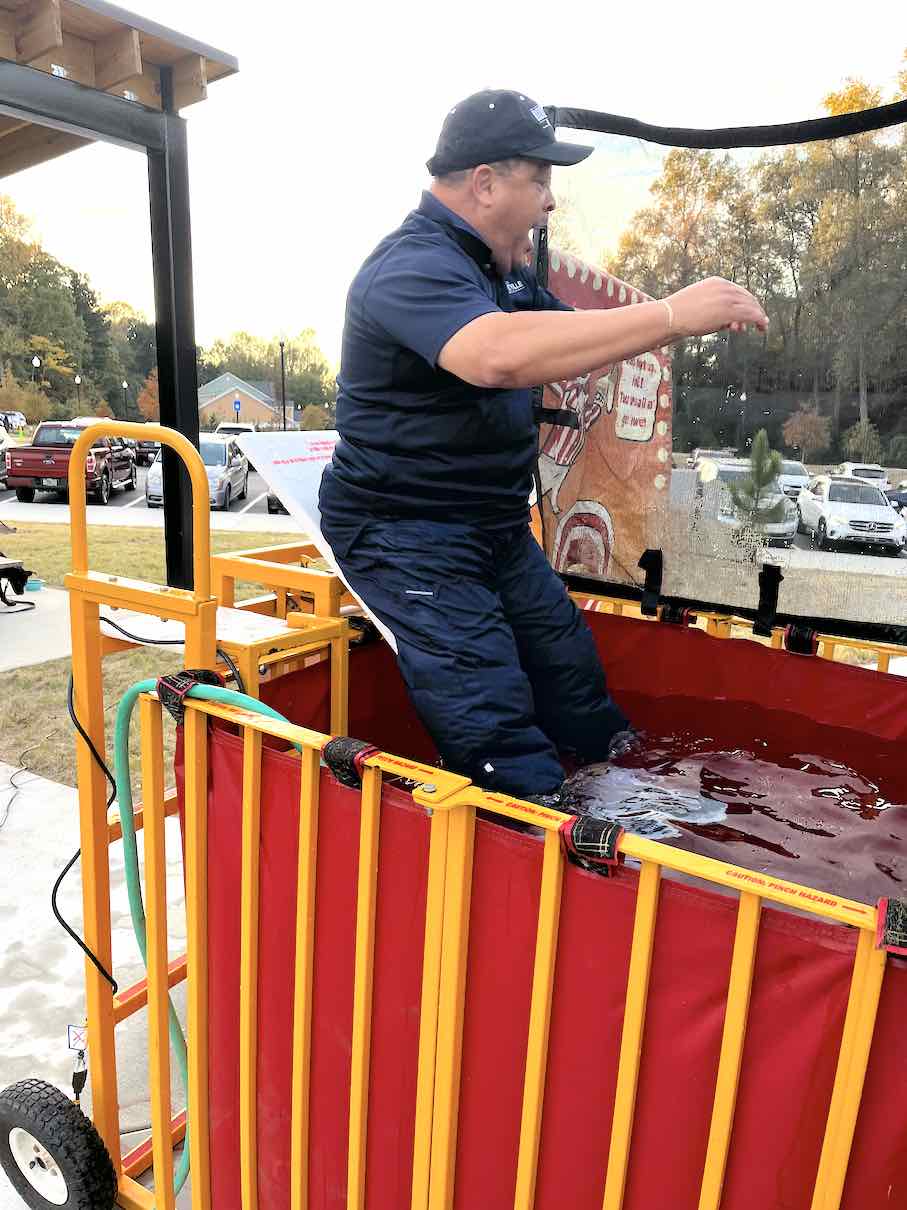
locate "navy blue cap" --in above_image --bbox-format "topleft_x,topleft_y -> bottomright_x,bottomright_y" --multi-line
427,89 -> 593,176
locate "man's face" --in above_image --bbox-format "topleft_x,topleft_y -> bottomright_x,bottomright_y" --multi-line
491,160 -> 556,273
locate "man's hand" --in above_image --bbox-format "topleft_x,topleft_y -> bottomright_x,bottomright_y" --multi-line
666,277 -> 768,338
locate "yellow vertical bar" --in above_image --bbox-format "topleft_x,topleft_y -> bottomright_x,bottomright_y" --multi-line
184,706 -> 212,1210
330,633 -> 350,736
513,829 -> 564,1210
68,592 -> 122,1172
346,765 -> 383,1210
184,598 -> 218,672
428,804 -> 476,1210
411,810 -> 451,1210
240,728 -> 263,1210
697,892 -> 762,1210
876,651 -> 890,674
601,860 -> 662,1210
139,695 -> 176,1210
290,748 -> 321,1210
810,932 -> 887,1210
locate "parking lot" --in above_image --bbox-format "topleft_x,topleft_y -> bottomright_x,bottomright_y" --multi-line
0,463 -> 293,525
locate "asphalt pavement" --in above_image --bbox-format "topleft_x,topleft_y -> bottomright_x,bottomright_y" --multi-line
0,466 -> 301,532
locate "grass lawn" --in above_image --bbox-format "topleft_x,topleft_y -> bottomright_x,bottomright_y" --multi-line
0,523 -> 293,789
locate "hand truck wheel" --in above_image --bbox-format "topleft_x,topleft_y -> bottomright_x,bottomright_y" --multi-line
0,1080 -> 116,1209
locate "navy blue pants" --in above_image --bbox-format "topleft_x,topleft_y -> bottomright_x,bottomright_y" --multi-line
324,518 -> 628,797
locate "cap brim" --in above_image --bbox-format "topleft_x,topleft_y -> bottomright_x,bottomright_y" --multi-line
522,138 -> 594,166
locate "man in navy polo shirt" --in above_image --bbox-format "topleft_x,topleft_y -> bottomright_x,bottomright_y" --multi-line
319,88 -> 768,803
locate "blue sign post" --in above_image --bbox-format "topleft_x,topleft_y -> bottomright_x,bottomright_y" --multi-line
233,398 -> 241,415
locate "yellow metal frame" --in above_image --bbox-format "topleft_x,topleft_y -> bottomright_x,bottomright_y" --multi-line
65,424 -> 897,1210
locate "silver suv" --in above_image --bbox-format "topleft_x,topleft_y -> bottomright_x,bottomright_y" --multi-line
797,476 -> 906,554
694,461 -> 798,547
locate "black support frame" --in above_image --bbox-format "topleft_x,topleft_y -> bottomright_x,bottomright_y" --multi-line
0,57 -> 205,588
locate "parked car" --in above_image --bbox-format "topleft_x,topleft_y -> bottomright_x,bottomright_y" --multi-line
146,436 -> 248,510
1,410 -> 26,432
214,421 -> 257,437
836,462 -> 892,493
134,430 -> 161,465
694,460 -> 798,547
886,481 -> 907,512
0,429 -> 17,487
687,445 -> 738,469
267,490 -> 288,515
797,475 -> 906,554
5,418 -> 136,503
777,459 -> 810,501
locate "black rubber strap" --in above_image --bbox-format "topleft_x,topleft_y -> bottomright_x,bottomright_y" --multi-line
322,737 -> 380,788
637,549 -> 663,617
535,406 -> 580,429
784,624 -> 818,656
753,563 -> 783,637
560,816 -> 624,877
157,669 -> 225,724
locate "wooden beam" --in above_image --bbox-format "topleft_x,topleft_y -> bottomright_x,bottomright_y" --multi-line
16,0 -> 62,65
0,12 -> 16,61
0,125 -> 89,179
0,116 -> 31,139
31,31 -> 95,86
118,62 -> 162,110
95,25 -> 141,91
172,53 -> 206,110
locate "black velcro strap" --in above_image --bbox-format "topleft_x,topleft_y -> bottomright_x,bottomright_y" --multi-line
157,668 -> 225,724
753,563 -> 783,637
322,737 -> 380,788
784,623 -> 818,656
534,405 -> 580,429
637,549 -> 663,617
559,816 -> 624,877
876,898 -> 907,956
660,603 -> 697,626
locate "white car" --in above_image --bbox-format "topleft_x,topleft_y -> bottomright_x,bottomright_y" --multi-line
797,476 -> 906,554
836,462 -> 892,493
694,461 -> 798,547
146,437 -> 249,511
777,459 -> 810,502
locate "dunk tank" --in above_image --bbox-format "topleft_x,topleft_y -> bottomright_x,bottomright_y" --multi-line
178,100 -> 907,1210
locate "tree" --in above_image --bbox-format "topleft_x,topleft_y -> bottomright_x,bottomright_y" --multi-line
728,429 -> 785,537
95,399 -> 114,419
842,419 -> 883,463
137,367 -> 160,421
888,434 -> 907,467
299,404 -> 329,431
783,406 -> 831,461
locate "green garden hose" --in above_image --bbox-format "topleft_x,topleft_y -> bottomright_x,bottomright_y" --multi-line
114,679 -> 299,1195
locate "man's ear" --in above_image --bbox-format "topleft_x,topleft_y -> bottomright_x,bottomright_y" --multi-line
471,164 -> 496,207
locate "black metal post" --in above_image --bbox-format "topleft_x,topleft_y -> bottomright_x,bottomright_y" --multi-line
148,67 -> 199,590
121,381 -> 128,414
280,340 -> 286,431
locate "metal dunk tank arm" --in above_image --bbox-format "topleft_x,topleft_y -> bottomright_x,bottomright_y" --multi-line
531,255 -> 673,584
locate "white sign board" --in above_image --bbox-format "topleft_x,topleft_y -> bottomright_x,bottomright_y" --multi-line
235,430 -> 397,650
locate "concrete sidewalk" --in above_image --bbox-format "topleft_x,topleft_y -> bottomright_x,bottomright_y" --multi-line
0,586 -> 72,671
0,759 -> 188,1209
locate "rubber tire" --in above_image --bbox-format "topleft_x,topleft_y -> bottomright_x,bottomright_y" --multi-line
220,486 -> 231,512
15,487 -> 35,503
240,472 -> 248,500
816,520 -> 829,551
0,1079 -> 116,1209
95,474 -> 110,506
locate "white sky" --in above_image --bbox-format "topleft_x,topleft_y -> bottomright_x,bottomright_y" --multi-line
1,1 -> 904,363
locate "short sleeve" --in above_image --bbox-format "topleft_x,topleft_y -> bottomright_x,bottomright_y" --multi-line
363,239 -> 501,367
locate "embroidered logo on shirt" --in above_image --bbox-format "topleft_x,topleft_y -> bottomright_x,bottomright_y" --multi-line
505,279 -> 527,295
529,103 -> 552,130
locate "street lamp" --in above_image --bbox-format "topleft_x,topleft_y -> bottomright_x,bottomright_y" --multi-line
31,354 -> 40,384
74,374 -> 82,407
279,339 -> 287,432
122,380 -> 128,414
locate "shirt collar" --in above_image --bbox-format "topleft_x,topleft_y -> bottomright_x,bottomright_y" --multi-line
416,191 -> 494,269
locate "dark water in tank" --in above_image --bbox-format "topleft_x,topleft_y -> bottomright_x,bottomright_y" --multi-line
566,693 -> 907,904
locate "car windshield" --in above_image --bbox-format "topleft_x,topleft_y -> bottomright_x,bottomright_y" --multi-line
854,466 -> 885,479
200,441 -> 227,467
828,483 -> 887,506
781,461 -> 807,476
717,468 -> 748,482
33,425 -> 83,446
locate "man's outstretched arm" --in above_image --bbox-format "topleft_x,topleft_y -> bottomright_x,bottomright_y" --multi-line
438,276 -> 768,389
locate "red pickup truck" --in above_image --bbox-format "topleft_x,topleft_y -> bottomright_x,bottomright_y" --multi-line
5,418 -> 137,504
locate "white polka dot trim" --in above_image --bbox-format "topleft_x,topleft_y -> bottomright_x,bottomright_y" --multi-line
654,474 -> 667,490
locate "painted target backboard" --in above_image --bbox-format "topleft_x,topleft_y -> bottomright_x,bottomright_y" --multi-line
533,250 -> 673,585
